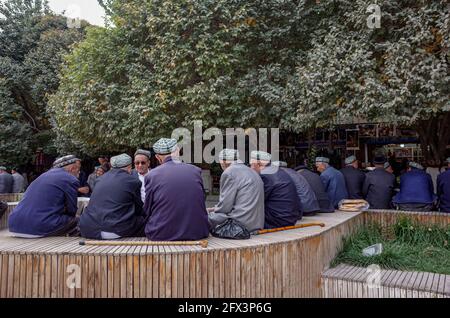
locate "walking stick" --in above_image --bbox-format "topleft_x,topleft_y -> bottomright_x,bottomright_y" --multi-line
252,222 -> 325,235
79,239 -> 209,248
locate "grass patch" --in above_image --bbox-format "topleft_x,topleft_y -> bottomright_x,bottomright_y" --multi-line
332,217 -> 450,275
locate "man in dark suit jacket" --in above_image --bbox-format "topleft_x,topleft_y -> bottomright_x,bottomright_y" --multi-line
273,161 -> 320,217
251,152 -> 300,229
80,154 -> 146,239
295,164 -> 335,213
340,155 -> 366,199
362,156 -> 395,209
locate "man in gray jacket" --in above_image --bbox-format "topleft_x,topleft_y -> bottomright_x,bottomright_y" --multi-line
0,166 -> 13,194
11,168 -> 26,193
207,149 -> 265,232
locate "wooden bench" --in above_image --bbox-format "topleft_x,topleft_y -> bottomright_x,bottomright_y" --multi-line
0,193 -> 23,203
0,209 -> 448,298
322,264 -> 450,298
0,202 -> 18,230
0,211 -> 363,298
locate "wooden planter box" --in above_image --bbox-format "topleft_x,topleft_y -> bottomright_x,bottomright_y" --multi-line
322,264 -> 449,298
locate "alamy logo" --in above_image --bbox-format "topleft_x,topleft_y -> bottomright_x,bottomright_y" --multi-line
171,120 -> 280,164
66,4 -> 81,29
366,264 -> 381,289
366,4 -> 381,29
66,264 -> 81,289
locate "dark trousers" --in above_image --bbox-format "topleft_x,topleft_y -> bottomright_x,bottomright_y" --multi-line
394,203 -> 433,212
116,216 -> 147,238
0,201 -> 7,219
303,211 -> 320,217
47,217 -> 80,237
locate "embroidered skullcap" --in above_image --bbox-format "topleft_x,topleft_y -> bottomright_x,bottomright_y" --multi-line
153,138 -> 178,155
251,151 -> 272,161
408,161 -> 424,170
110,154 -> 132,169
315,157 -> 330,164
345,155 -> 357,165
53,155 -> 80,169
219,149 -> 240,161
134,149 -> 152,160
272,161 -> 287,167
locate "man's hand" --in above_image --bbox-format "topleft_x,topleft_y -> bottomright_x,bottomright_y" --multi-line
207,207 -> 215,213
78,186 -> 90,195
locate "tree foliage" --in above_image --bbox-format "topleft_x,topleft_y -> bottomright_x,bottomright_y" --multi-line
284,0 -> 450,161
49,0 -> 334,154
0,0 -> 88,165
50,0 -> 449,161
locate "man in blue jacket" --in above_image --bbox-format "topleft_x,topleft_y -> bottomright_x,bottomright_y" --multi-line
392,162 -> 437,211
437,158 -> 450,213
80,154 -> 147,239
316,157 -> 348,209
250,152 -> 300,229
9,155 -> 81,238
144,138 -> 210,241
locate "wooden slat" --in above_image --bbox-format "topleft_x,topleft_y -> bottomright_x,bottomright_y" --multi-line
153,246 -> 160,298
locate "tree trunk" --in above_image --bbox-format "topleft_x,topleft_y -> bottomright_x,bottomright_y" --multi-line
415,112 -> 450,166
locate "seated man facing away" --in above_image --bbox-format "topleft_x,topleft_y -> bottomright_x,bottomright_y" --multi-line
437,157 -> 450,213
295,162 -> 335,213
11,168 -> 26,193
144,138 -> 209,241
0,166 -> 13,194
250,151 -> 300,229
273,161 -> 320,217
9,155 -> 81,238
316,157 -> 348,209
362,156 -> 395,209
208,149 -> 265,232
80,154 -> 146,240
340,155 -> 366,199
392,161 -> 437,211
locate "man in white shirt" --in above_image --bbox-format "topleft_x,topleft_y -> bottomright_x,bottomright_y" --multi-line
133,149 -> 152,202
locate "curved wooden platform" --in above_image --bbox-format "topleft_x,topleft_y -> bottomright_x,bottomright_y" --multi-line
0,212 -> 363,298
1,208 -> 449,298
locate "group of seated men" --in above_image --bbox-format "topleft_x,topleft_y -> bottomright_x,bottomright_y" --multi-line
0,166 -> 26,194
9,138 -> 209,240
338,155 -> 450,212
7,138 -> 450,241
